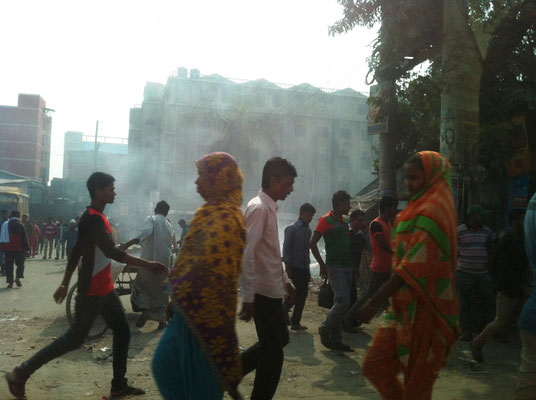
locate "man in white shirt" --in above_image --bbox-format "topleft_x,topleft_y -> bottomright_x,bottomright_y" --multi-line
122,201 -> 178,329
240,157 -> 297,400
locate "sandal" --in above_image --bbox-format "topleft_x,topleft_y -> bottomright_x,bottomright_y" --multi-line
5,371 -> 27,400
110,384 -> 146,398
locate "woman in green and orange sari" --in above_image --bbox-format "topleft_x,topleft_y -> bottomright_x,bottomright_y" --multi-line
356,151 -> 459,400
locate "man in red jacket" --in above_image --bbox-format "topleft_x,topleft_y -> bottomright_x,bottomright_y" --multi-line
0,211 -> 29,288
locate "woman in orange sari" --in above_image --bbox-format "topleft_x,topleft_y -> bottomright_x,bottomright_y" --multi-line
356,151 -> 459,400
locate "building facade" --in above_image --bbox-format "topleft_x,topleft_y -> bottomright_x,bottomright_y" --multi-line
0,94 -> 52,184
63,131 -> 128,182
128,68 -> 374,218
61,131 -> 129,215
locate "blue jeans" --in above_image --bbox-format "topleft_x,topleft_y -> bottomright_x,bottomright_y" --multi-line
456,270 -> 496,335
321,266 -> 353,343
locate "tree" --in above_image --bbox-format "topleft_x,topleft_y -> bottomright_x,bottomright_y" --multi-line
331,0 -> 534,207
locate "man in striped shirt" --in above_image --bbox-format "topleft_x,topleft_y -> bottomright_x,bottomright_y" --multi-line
456,204 -> 497,341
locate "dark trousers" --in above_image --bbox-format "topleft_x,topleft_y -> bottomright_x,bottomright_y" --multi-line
0,249 -> 5,272
66,248 -> 73,263
17,291 -> 130,390
4,251 -> 25,284
283,267 -> 310,326
241,294 -> 289,400
456,270 -> 496,335
345,270 -> 391,327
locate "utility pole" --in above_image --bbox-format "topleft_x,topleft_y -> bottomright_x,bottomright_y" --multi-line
93,121 -> 99,172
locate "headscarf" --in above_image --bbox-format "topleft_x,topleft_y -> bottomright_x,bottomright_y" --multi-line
168,152 -> 245,398
391,151 -> 459,346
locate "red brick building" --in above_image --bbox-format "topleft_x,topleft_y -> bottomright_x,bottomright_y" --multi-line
0,94 -> 52,184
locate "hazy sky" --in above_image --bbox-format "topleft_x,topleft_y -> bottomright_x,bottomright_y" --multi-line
0,0 -> 377,181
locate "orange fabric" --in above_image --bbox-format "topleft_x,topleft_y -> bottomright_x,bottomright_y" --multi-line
363,151 -> 459,399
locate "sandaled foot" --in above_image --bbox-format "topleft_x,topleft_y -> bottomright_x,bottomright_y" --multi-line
110,384 -> 145,398
5,371 -> 27,400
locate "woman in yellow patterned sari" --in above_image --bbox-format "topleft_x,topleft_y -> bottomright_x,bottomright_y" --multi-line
152,152 -> 245,400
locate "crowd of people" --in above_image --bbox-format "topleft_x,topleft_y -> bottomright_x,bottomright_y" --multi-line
1,150 -> 535,400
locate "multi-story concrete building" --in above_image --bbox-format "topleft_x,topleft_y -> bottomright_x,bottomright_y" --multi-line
63,131 -> 128,182
128,68 -> 374,218
0,94 -> 52,184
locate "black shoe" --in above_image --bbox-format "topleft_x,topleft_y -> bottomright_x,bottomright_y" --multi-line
157,322 -> 166,330
470,339 -> 484,363
110,384 -> 145,398
331,342 -> 355,352
459,332 -> 473,342
318,327 -> 333,349
342,325 -> 359,334
135,316 -> 147,328
291,324 -> 308,331
15,279 -> 21,287
54,257 -> 59,260
5,370 -> 27,399
7,283 -> 13,289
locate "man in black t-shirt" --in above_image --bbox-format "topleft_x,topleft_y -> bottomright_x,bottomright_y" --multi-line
6,172 -> 166,400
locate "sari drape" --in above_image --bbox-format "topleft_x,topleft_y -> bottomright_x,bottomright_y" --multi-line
166,152 -> 246,398
363,151 -> 459,400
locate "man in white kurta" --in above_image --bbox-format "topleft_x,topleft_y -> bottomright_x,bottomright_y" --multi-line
129,201 -> 177,329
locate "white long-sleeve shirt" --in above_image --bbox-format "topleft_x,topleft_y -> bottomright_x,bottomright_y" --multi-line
240,190 -> 290,303
136,214 -> 175,268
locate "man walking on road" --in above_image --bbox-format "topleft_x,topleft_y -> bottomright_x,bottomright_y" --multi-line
0,210 -> 29,288
42,218 -> 56,260
5,172 -> 167,400
343,208 -> 371,331
240,157 -> 297,400
456,204 -> 497,341
0,209 -> 8,276
123,200 -> 177,330
282,202 -> 316,330
346,196 -> 398,326
311,190 -> 354,352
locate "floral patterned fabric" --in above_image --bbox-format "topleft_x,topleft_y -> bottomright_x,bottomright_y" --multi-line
168,152 -> 246,397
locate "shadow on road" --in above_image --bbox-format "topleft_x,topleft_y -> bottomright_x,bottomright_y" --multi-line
311,350 -> 365,396
285,331 -> 322,366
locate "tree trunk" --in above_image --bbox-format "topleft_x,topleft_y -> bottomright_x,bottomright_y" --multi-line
378,85 -> 397,199
440,0 -> 484,218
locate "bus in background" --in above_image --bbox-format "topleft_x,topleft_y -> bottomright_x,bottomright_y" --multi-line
0,186 -> 30,216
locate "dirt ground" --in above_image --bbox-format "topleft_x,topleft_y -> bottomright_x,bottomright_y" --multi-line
0,257 -> 522,399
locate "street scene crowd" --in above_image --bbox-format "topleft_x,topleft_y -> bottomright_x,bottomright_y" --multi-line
0,151 -> 534,400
